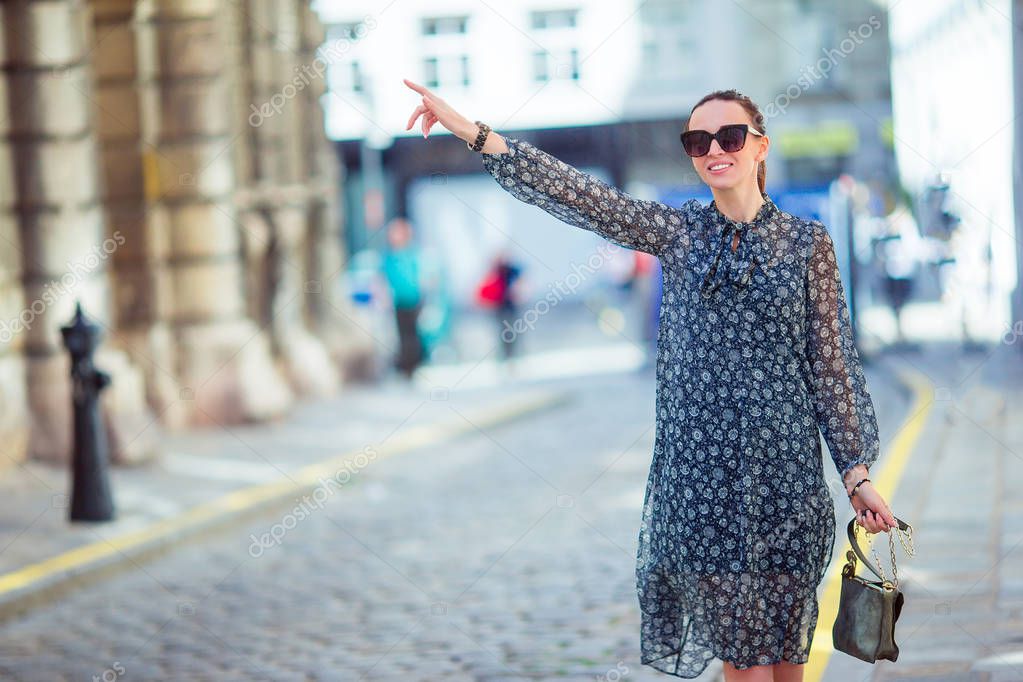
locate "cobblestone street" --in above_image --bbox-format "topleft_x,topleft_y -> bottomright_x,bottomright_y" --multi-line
0,354 -> 915,681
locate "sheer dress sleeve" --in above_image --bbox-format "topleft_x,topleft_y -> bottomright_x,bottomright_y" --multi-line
803,220 -> 881,483
481,136 -> 694,257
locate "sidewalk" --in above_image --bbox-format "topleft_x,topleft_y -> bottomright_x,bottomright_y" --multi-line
0,372 -> 570,623
820,339 -> 1023,681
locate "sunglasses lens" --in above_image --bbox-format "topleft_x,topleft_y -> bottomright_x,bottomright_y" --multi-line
682,132 -> 710,157
718,126 -> 747,152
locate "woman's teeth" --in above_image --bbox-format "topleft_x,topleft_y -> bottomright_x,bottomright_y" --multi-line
709,163 -> 731,172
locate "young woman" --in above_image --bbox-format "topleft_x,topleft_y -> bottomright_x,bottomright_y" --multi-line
403,78 -> 898,682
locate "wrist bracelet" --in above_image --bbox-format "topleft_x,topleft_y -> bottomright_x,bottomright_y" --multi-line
847,477 -> 871,499
467,120 -> 491,152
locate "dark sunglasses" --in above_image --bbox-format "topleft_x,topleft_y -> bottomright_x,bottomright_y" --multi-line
680,123 -> 764,158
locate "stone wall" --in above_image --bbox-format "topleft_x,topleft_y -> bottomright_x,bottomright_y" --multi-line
0,0 -> 374,471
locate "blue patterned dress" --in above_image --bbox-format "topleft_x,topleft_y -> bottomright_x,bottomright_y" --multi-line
481,136 -> 880,676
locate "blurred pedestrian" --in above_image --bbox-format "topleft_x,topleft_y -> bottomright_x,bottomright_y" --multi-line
380,216 -> 425,380
478,248 -> 523,362
879,206 -> 922,349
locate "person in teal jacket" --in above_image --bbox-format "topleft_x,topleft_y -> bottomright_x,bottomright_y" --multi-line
381,217 -> 424,379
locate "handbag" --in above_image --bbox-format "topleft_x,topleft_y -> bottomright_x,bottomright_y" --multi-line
832,514 -> 915,663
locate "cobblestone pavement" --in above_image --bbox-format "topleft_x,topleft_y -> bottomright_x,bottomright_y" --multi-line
0,358 -> 908,681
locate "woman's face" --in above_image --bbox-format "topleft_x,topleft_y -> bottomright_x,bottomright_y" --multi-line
686,99 -> 768,193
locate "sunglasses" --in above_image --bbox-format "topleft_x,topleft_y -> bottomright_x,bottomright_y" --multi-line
680,123 -> 764,158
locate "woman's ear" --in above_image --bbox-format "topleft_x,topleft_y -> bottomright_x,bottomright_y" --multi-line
756,135 -> 769,163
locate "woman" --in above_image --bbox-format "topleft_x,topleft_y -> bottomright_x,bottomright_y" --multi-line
404,78 -> 898,681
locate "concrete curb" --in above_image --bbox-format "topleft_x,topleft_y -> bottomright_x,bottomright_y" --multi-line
0,388 -> 572,625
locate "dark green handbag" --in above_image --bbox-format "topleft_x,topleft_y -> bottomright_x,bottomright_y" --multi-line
832,515 -> 914,663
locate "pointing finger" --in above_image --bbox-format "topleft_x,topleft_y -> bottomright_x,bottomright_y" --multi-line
403,78 -> 427,95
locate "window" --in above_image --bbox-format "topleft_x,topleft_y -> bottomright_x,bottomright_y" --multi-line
350,61 -> 364,92
530,9 -> 578,29
422,55 -> 470,88
532,48 -> 579,82
530,9 -> 580,81
330,21 -> 368,43
532,50 -> 548,81
421,15 -> 471,89
421,16 -> 468,35
565,48 -> 579,80
423,57 -> 439,88
328,57 -> 364,93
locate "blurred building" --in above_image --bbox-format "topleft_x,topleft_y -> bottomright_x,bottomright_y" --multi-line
0,0 -> 373,475
316,0 -> 896,245
315,0 -> 897,323
889,0 -> 1017,340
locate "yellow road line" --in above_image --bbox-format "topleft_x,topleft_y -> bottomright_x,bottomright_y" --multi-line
0,389 -> 568,599
805,366 -> 933,679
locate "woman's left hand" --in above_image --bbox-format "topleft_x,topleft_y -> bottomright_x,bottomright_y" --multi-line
849,482 -> 897,534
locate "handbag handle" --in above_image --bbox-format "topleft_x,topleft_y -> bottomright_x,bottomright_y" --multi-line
845,516 -> 912,584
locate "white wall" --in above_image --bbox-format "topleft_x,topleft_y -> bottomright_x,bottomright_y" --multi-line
312,0 -> 651,142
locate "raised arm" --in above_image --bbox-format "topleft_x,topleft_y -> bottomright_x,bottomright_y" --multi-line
478,134 -> 694,257
402,77 -> 695,258
803,220 -> 880,488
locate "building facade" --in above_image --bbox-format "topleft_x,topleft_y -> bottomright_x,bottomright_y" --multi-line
0,0 -> 373,475
313,0 -> 896,328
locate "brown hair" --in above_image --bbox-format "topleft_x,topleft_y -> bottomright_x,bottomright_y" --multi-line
684,89 -> 767,194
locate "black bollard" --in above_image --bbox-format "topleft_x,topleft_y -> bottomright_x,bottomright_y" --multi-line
60,301 -> 115,522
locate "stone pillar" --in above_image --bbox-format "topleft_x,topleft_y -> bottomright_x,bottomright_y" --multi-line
236,0 -> 338,397
90,0 -> 172,458
6,0 -> 113,461
298,1 -> 376,382
0,5 -> 31,472
140,0 -> 292,425
7,0 -> 155,463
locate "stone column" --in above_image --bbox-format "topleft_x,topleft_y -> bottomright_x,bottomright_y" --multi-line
140,0 -> 292,425
6,0 -> 113,461
91,0 -> 177,453
7,0 -> 155,463
236,0 -> 338,397
0,5 -> 31,472
298,1 -> 376,382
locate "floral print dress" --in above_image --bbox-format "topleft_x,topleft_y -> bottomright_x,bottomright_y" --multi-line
481,136 -> 881,677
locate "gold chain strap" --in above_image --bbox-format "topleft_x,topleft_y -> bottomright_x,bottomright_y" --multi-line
858,520 -> 915,587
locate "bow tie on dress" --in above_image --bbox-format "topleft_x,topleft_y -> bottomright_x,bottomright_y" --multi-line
699,194 -> 778,299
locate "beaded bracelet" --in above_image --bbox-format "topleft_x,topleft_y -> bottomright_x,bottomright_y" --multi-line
847,477 -> 871,499
466,120 -> 491,152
